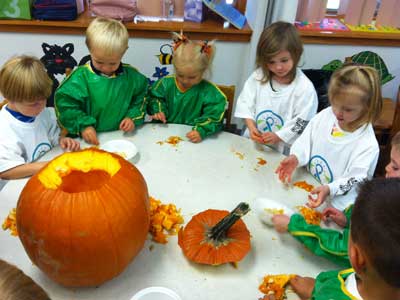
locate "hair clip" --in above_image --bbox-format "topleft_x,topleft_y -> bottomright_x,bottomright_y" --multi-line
200,40 -> 213,58
172,30 -> 188,51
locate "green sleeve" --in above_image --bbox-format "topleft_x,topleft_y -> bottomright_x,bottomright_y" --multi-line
54,70 -> 96,135
147,79 -> 168,117
288,214 -> 351,268
193,86 -> 227,138
312,269 -> 354,300
343,205 -> 353,228
126,72 -> 149,126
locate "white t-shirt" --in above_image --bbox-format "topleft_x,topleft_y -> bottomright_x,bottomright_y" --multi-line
290,107 -> 379,210
345,272 -> 363,299
234,68 -> 318,154
0,105 -> 60,173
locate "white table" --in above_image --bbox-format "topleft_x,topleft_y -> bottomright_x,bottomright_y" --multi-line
0,124 -> 337,300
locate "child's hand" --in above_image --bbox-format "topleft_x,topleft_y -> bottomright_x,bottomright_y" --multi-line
59,137 -> 80,151
82,126 -> 99,145
322,207 -> 347,227
261,132 -> 281,145
289,275 -> 315,300
248,127 -> 264,144
272,214 -> 290,233
307,185 -> 330,208
119,117 -> 135,132
151,112 -> 167,123
275,155 -> 299,184
186,130 -> 202,143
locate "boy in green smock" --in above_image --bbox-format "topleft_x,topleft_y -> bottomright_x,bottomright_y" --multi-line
147,32 -> 227,143
55,17 -> 148,145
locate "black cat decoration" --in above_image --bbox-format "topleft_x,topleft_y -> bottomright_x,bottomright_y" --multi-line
40,43 -> 77,107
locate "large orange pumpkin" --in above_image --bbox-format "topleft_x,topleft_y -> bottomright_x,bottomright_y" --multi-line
16,148 -> 149,287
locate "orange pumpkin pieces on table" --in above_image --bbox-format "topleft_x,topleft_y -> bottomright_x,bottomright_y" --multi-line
178,202 -> 251,265
149,196 -> 184,244
293,180 -> 314,192
2,208 -> 18,236
259,274 -> 295,300
297,206 -> 322,225
16,148 -> 150,287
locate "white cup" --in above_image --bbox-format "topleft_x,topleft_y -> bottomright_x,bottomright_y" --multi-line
130,286 -> 182,300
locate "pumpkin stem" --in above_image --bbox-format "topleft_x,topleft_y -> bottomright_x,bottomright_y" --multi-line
208,202 -> 250,241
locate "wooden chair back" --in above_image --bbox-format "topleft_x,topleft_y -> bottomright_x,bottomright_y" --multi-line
217,84 -> 236,132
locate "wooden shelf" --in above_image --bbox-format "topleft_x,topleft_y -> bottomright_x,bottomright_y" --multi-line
300,29 -> 400,46
0,10 -> 252,42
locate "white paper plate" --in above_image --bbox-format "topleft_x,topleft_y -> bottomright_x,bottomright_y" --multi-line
100,139 -> 138,160
255,197 -> 294,226
130,287 -> 182,300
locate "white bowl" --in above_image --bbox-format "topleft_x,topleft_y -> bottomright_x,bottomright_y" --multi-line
100,139 -> 138,160
130,287 -> 182,300
255,197 -> 294,226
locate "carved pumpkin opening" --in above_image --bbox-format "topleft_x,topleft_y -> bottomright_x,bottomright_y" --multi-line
59,170 -> 111,193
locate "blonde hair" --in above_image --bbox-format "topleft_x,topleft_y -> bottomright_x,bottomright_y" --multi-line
256,21 -> 303,84
0,259 -> 51,300
172,32 -> 215,74
85,17 -> 129,56
328,64 -> 382,126
0,55 -> 52,103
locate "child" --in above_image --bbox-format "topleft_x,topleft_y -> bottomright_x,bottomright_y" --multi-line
287,178 -> 400,300
276,64 -> 382,211
0,259 -> 51,300
55,17 -> 148,145
0,55 -> 80,180
147,32 -> 227,143
234,21 -> 318,154
271,131 -> 400,269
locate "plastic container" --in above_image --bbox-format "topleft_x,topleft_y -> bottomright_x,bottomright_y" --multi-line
130,287 -> 182,300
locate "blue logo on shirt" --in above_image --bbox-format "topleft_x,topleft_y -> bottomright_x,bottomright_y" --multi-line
308,155 -> 333,184
32,143 -> 51,161
256,110 -> 284,133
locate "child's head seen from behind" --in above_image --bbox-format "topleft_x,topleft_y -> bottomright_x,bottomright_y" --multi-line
328,64 -> 382,132
0,259 -> 51,300
172,32 -> 215,91
85,17 -> 129,76
350,178 -> 400,294
256,21 -> 303,84
0,55 -> 52,116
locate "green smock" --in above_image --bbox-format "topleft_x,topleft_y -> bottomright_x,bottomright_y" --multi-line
288,205 -> 353,268
147,75 -> 227,139
312,268 -> 359,300
55,63 -> 148,135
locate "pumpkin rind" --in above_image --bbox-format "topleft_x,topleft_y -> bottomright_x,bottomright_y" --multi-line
16,148 -> 150,287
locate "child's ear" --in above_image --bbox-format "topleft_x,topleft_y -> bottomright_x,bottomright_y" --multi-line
349,239 -> 367,274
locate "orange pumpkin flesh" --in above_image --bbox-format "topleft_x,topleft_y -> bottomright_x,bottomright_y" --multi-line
178,202 -> 251,265
16,148 -> 150,287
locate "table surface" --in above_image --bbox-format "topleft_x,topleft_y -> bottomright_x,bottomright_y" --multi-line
0,124 -> 337,300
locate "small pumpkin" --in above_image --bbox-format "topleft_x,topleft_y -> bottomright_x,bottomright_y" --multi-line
178,202 -> 251,265
16,148 -> 149,287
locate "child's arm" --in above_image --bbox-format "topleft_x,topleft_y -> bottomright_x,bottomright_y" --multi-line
192,88 -> 226,139
287,213 -> 351,268
147,78 -> 168,120
54,73 -> 97,136
125,72 -> 149,127
234,72 -> 258,125
274,79 -> 318,145
0,162 -> 47,180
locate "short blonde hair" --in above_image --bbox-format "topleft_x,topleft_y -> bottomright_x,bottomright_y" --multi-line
328,64 -> 382,125
0,259 -> 51,300
256,21 -> 303,84
85,17 -> 129,56
172,33 -> 215,74
0,55 -> 52,103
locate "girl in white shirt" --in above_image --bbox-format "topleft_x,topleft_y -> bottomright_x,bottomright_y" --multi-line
276,64 -> 382,210
235,21 -> 318,154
